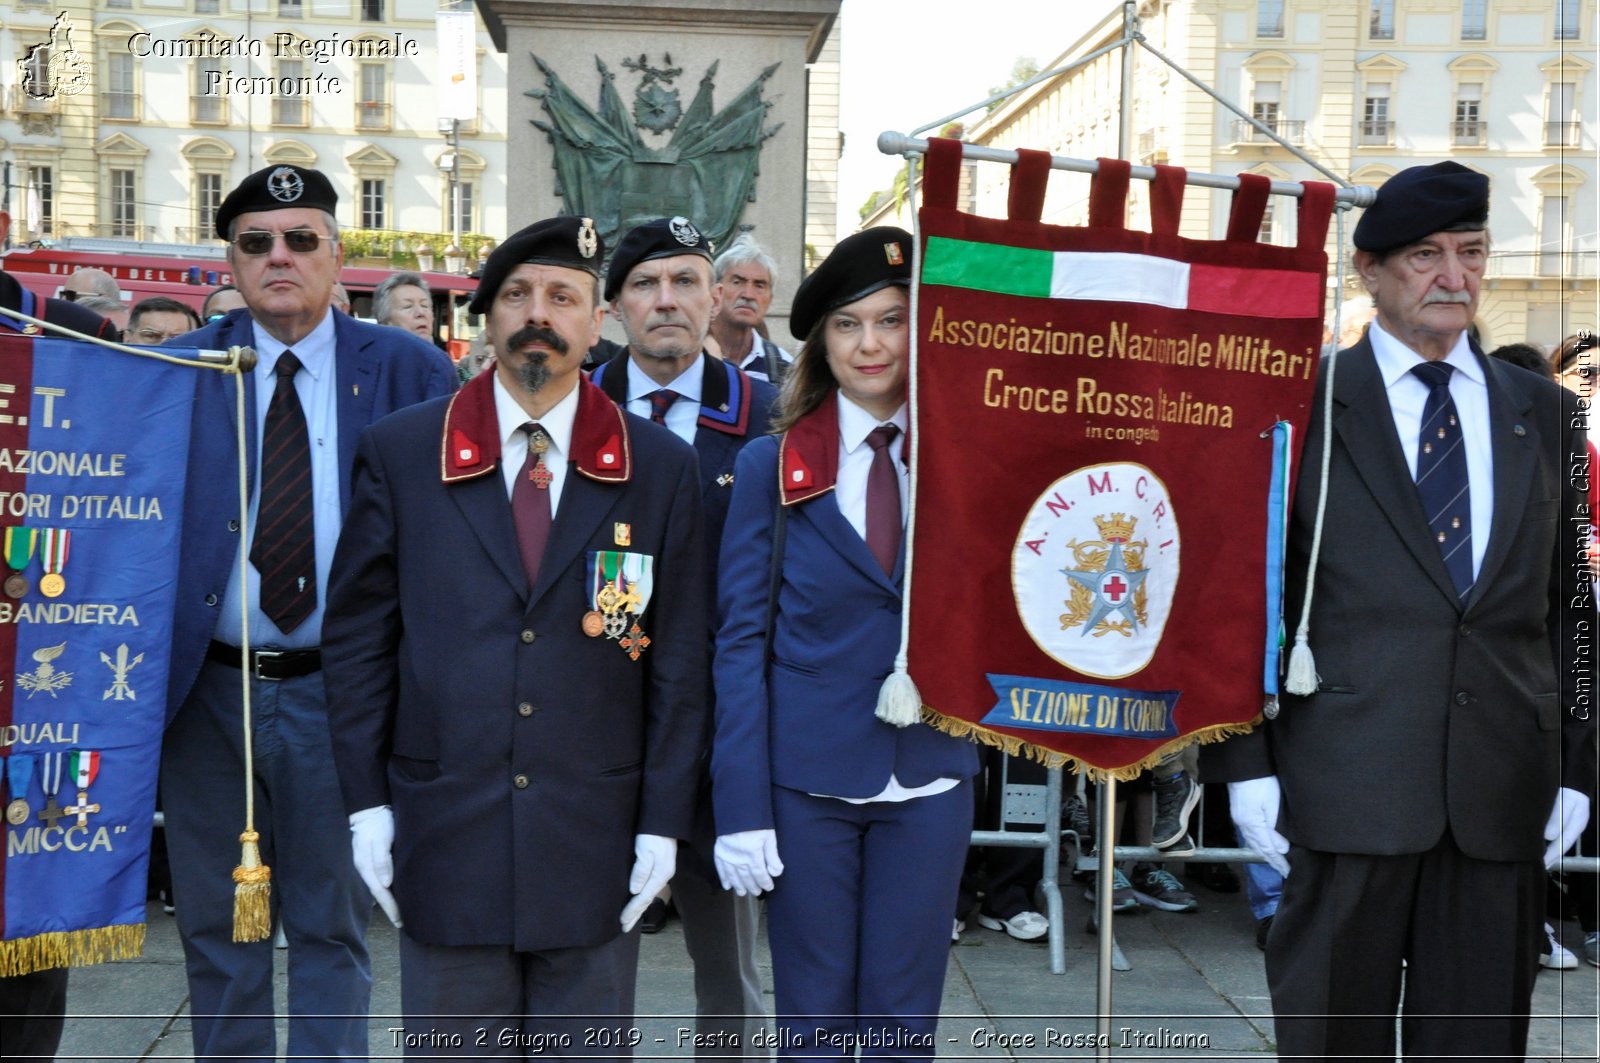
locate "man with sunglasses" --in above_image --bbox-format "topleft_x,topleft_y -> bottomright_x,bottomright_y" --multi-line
161,163 -> 456,1062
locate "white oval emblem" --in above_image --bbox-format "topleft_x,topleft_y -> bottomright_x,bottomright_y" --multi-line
669,216 -> 700,247
1011,463 -> 1180,680
267,166 -> 304,203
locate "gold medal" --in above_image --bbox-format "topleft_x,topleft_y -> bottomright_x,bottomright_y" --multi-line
4,573 -> 28,598
5,799 -> 28,826
40,573 -> 64,598
581,610 -> 605,637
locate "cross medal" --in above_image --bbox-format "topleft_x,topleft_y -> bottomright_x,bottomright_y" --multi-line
528,430 -> 553,490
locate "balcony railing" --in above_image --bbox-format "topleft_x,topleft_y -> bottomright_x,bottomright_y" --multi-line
92,222 -> 147,241
1228,118 -> 1305,146
102,91 -> 140,120
191,95 -> 227,124
8,86 -> 60,114
1546,121 -> 1582,147
356,100 -> 391,130
1358,119 -> 1392,145
1453,119 -> 1486,146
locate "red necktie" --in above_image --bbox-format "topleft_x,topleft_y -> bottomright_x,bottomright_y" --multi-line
512,422 -> 553,590
648,389 -> 680,425
251,350 -> 316,632
865,425 -> 902,576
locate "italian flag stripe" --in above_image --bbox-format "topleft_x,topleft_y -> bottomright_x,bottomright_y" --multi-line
923,236 -> 1321,320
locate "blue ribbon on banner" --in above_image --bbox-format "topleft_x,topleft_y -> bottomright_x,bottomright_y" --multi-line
982,674 -> 1181,739
1263,421 -> 1291,695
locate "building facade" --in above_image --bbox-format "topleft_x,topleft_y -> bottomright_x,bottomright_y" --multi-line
1,0 -> 508,263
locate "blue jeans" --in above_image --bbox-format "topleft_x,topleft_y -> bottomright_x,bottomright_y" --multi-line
1244,860 -> 1284,920
161,660 -> 372,1061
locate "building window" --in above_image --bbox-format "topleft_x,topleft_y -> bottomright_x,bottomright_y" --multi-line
1251,80 -> 1281,132
111,169 -> 137,237
20,46 -> 50,99
193,60 -> 225,123
195,0 -> 219,12
1540,195 -> 1568,276
106,0 -> 131,7
362,0 -> 385,21
27,166 -> 54,236
1361,84 -> 1391,145
360,178 -> 387,230
1461,0 -> 1487,40
105,53 -> 137,119
1557,0 -> 1580,40
1454,83 -> 1484,146
196,173 -> 224,241
1546,82 -> 1577,146
1257,0 -> 1284,38
448,181 -> 475,234
1257,196 -> 1277,245
1370,0 -> 1395,40
357,63 -> 390,129
274,60 -> 308,126
280,0 -> 303,17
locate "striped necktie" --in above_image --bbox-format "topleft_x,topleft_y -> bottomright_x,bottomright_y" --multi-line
252,350 -> 316,632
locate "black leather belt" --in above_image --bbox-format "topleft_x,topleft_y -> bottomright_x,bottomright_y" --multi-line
207,640 -> 322,681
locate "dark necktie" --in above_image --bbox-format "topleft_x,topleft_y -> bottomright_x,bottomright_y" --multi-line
1410,362 -> 1473,599
648,389 -> 680,425
865,425 -> 902,576
252,350 -> 316,633
512,422 -> 553,589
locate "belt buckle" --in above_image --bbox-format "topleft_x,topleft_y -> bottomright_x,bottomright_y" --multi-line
252,650 -> 286,682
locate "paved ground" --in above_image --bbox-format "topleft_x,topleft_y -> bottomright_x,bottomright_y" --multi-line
55,862 -> 1598,1061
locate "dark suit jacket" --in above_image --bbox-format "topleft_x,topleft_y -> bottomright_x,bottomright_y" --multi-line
163,309 -> 456,720
1206,337 -> 1596,862
322,371 -> 709,950
712,395 -> 979,837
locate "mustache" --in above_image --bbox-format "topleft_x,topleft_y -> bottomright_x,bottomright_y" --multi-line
1422,290 -> 1472,306
505,325 -> 569,354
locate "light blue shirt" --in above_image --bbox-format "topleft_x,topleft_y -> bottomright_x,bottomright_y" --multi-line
215,312 -> 341,649
623,353 -> 704,445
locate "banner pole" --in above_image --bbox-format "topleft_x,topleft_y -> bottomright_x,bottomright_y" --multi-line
1095,776 -> 1118,1058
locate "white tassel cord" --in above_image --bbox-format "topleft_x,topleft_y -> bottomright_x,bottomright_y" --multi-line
876,152 -> 924,728
1283,206 -> 1351,697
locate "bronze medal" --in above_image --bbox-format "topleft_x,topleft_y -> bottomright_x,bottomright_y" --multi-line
581,610 -> 605,637
4,573 -> 28,598
5,798 -> 28,826
39,573 -> 64,598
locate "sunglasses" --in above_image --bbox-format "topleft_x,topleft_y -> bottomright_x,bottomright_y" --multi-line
60,290 -> 81,302
231,228 -> 327,255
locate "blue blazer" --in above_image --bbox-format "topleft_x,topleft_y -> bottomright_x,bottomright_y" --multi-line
711,396 -> 978,836
323,372 -> 709,950
164,309 -> 456,721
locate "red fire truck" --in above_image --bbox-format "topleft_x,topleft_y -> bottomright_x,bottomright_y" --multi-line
1,238 -> 481,361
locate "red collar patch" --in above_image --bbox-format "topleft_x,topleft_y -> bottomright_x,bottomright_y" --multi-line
440,369 -> 632,484
779,395 -> 840,505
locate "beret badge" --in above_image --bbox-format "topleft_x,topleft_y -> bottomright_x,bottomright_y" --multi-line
577,217 -> 599,259
669,216 -> 701,247
267,167 -> 305,203
885,242 -> 905,266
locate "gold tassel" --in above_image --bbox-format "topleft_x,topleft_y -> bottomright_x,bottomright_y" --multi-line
232,830 -> 272,942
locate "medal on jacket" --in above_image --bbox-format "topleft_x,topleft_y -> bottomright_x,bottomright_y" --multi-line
39,528 -> 70,598
4,526 -> 36,598
37,751 -> 67,830
5,752 -> 35,825
587,551 -> 655,658
65,749 -> 101,828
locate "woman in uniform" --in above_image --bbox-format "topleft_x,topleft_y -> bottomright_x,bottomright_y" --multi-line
710,227 -> 979,1059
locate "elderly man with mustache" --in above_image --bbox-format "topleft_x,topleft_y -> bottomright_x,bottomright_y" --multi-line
1206,161 -> 1595,1061
709,234 -> 792,385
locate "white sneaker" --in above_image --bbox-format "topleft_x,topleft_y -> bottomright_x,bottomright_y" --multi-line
1540,922 -> 1577,970
977,910 -> 1049,942
952,918 -> 964,943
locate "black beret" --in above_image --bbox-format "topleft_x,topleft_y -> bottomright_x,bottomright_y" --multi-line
215,164 -> 338,241
1353,161 -> 1489,254
604,217 -> 713,302
468,216 -> 605,315
790,227 -> 912,340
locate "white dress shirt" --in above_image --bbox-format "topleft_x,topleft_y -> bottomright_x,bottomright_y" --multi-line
1367,317 -> 1494,580
624,353 -> 704,445
493,372 -> 578,518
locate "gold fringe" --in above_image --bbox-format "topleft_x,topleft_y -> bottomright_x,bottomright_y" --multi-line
921,706 -> 1264,782
232,830 -> 273,943
0,923 -> 146,977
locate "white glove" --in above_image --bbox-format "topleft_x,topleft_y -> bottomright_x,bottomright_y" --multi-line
714,829 -> 784,897
1228,777 -> 1291,877
1543,787 -> 1591,869
349,805 -> 402,927
620,834 -> 678,932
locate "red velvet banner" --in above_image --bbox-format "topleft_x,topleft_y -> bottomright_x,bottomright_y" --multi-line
909,139 -> 1335,776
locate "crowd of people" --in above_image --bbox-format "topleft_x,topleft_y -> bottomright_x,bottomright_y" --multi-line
0,154 -> 1594,1063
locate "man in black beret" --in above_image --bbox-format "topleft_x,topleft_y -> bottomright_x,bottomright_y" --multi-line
322,215 -> 709,1053
1207,161 -> 1594,1058
160,163 -> 455,1061
587,215 -> 777,1056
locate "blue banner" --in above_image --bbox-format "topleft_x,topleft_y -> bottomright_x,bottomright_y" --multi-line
0,335 -> 199,973
981,673 -> 1182,739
